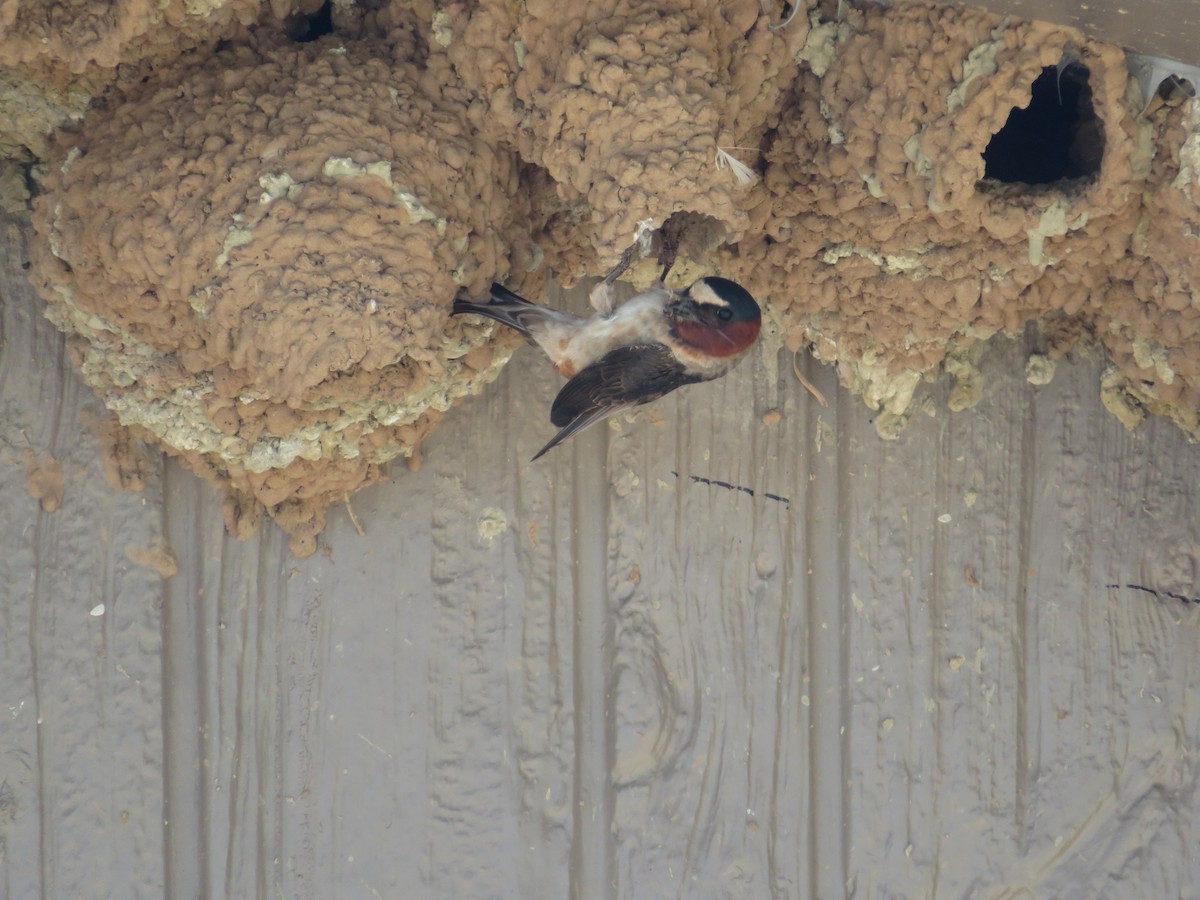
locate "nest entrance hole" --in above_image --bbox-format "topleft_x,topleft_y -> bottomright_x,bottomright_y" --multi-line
288,0 -> 335,43
981,62 -> 1105,186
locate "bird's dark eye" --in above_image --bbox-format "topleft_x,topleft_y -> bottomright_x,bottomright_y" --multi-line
717,308 -> 733,322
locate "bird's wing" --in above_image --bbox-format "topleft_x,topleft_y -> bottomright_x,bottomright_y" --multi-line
531,343 -> 703,460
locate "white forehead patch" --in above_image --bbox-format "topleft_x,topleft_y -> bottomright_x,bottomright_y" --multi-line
689,279 -> 729,307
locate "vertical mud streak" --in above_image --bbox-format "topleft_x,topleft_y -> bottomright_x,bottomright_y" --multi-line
570,426 -> 614,900
806,382 -> 848,898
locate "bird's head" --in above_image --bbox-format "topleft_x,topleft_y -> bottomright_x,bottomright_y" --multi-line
668,276 -> 762,358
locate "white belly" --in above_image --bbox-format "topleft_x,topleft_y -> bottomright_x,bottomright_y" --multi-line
537,290 -> 672,378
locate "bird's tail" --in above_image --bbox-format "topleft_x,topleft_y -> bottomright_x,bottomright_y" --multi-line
451,283 -> 552,338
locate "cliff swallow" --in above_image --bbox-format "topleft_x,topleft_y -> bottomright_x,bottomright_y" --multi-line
451,277 -> 762,459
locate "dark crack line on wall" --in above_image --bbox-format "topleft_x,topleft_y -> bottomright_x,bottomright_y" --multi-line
1106,583 -> 1200,605
671,471 -> 791,507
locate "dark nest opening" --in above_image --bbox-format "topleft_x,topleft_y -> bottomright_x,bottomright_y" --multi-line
288,0 -> 335,43
981,62 -> 1105,186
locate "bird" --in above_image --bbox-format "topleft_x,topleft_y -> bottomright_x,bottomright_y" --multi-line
451,276 -> 762,460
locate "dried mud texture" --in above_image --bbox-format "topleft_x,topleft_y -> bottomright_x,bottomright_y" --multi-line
89,412 -> 151,492
1101,102 -> 1200,437
23,449 -> 64,512
435,0 -> 808,271
20,0 -> 1200,551
0,0 -> 272,83
125,541 -> 181,577
0,68 -> 90,162
0,0 -> 290,160
721,1 -> 1200,439
31,33 -> 525,555
0,159 -> 32,213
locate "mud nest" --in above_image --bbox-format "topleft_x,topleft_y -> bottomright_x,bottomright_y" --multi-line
8,0 -> 1200,552
30,32 -> 527,554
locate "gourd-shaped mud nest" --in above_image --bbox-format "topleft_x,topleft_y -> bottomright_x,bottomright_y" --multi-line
31,35 -> 527,554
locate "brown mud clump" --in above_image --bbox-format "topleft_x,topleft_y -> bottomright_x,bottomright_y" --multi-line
24,449 -> 64,512
0,0 -> 298,161
12,0 -> 1200,552
724,1 -> 1199,438
435,0 -> 808,270
31,31 -> 524,555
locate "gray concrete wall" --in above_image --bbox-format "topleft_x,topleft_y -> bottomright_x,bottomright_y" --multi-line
2,212 -> 1200,898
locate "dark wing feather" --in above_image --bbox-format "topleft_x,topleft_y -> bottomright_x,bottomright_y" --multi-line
529,405 -> 619,461
487,283 -> 530,305
451,283 -> 576,338
531,343 -> 702,460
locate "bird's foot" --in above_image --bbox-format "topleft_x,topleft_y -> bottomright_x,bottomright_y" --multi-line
593,218 -> 658,313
